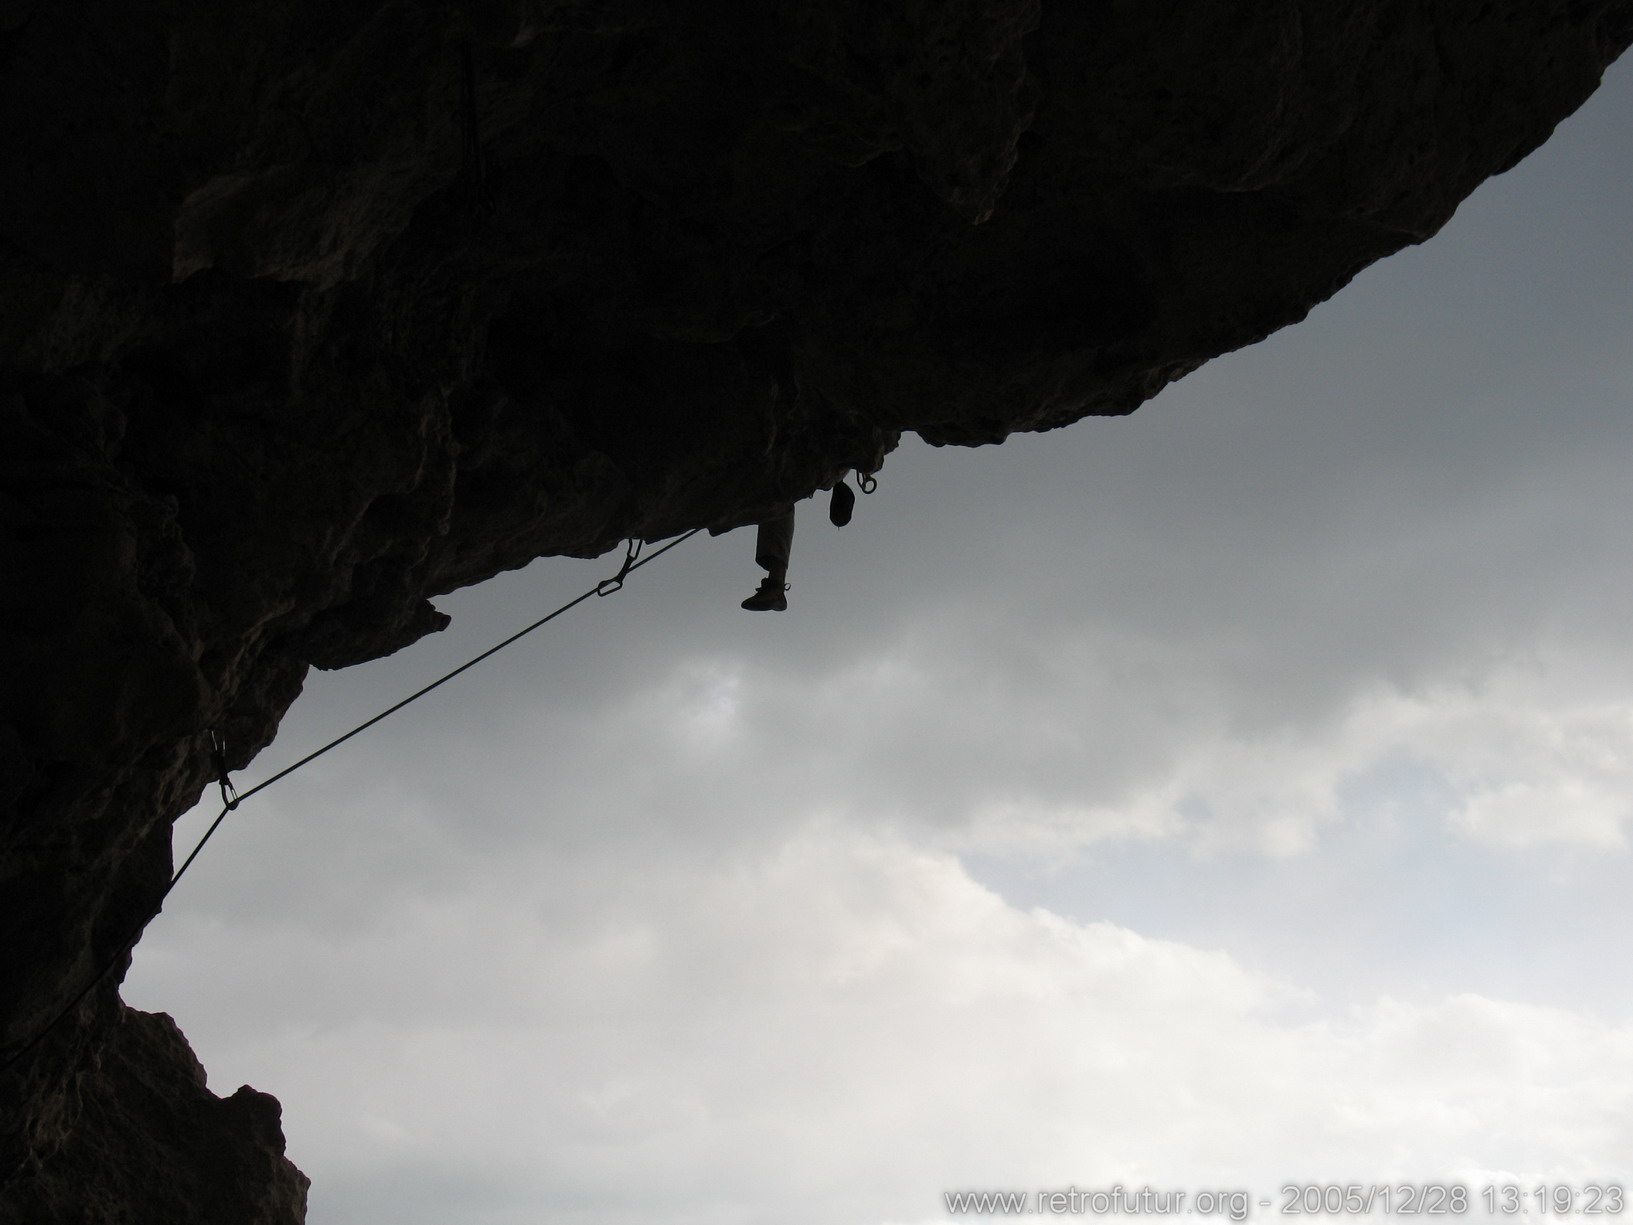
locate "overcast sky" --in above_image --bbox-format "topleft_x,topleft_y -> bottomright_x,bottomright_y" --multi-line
127,53 -> 1633,1225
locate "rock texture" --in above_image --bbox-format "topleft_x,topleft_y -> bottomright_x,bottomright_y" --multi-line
2,0 -> 1629,1219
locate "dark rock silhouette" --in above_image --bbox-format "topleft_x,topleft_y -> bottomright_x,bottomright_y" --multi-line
3,1 -> 1630,1219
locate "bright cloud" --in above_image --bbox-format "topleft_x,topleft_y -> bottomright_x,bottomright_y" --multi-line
131,822 -> 1633,1225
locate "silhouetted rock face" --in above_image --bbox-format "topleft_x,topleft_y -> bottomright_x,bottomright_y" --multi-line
1,1 -> 1628,1219
0,1006 -> 309,1224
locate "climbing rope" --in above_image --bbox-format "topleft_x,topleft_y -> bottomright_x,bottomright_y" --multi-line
0,527 -> 704,1075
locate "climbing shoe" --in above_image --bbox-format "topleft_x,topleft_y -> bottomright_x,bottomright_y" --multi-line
741,579 -> 789,612
829,478 -> 856,527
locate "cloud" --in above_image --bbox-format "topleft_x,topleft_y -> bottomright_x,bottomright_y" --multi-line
440,625 -> 1633,861
133,822 -> 1633,1225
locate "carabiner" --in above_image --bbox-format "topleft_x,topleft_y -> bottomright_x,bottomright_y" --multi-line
596,537 -> 643,596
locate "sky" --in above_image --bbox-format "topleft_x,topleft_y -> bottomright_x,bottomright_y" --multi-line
126,53 -> 1633,1225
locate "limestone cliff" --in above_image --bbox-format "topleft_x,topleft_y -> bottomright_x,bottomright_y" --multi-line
2,1 -> 1629,1219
